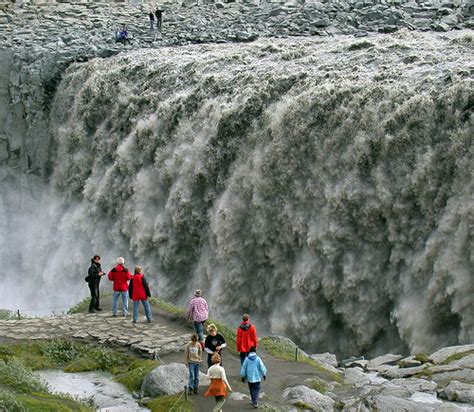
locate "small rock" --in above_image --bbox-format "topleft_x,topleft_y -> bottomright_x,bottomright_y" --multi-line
367,354 -> 403,369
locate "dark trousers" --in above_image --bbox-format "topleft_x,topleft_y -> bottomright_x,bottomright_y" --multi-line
239,352 -> 249,365
88,284 -> 100,312
248,381 -> 261,405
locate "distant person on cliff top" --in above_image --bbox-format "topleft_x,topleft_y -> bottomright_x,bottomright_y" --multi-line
85,255 -> 105,313
148,11 -> 155,30
241,346 -> 267,408
184,334 -> 202,395
155,8 -> 164,31
185,289 -> 209,348
236,313 -> 258,365
108,257 -> 132,317
204,353 -> 232,412
115,27 -> 130,44
204,324 -> 227,369
128,266 -> 153,324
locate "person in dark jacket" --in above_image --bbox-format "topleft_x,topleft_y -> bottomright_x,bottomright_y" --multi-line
128,266 -> 152,324
148,11 -> 155,29
108,257 -> 132,317
86,255 -> 105,313
204,324 -> 227,369
155,8 -> 163,31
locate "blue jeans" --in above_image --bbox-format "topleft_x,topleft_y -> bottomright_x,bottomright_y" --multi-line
188,362 -> 200,390
248,381 -> 261,405
133,300 -> 152,322
112,291 -> 129,316
194,321 -> 205,342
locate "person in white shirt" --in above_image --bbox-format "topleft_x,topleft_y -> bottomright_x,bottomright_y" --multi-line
204,353 -> 232,411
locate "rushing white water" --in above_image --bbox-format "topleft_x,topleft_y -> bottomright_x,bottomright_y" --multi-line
1,30 -> 473,357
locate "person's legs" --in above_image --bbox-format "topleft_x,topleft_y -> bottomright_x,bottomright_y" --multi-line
207,353 -> 212,369
240,352 -> 248,365
194,321 -> 204,342
192,363 -> 200,391
121,291 -> 129,316
89,285 -> 97,312
213,396 -> 225,412
142,299 -> 153,321
188,363 -> 196,391
133,300 -> 139,323
95,286 -> 101,310
112,291 -> 119,316
248,381 -> 261,406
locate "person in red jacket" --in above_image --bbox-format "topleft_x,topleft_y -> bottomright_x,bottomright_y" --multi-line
236,313 -> 258,365
128,266 -> 153,324
108,257 -> 132,318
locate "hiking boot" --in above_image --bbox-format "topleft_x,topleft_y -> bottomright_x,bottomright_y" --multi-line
187,388 -> 194,395
112,314 -> 117,317
193,388 -> 198,394
96,308 -> 103,311
147,319 -> 152,323
88,310 -> 96,314
252,403 -> 259,408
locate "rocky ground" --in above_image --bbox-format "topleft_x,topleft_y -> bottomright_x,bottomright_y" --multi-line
1,300 -> 473,411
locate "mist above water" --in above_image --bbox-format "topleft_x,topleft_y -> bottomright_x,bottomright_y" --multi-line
1,31 -> 473,357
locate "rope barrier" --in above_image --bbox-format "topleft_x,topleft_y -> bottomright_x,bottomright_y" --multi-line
168,387 -> 187,412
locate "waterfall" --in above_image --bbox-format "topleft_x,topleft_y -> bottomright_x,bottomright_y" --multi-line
3,32 -> 473,357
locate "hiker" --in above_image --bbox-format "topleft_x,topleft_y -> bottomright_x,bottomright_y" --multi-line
185,289 -> 209,348
204,324 -> 227,369
155,8 -> 163,31
108,257 -> 132,317
241,346 -> 267,408
116,27 -> 130,44
184,334 -> 202,395
128,266 -> 153,324
236,313 -> 258,365
148,11 -> 155,29
85,255 -> 105,313
204,353 -> 232,412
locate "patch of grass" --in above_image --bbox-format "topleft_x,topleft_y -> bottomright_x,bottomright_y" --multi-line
0,389 -> 26,411
308,378 -> 328,394
115,359 -> 157,392
294,400 -> 314,410
67,297 -> 91,315
143,393 -> 194,412
414,353 -> 430,364
260,337 -> 343,384
150,297 -> 186,317
16,392 -> 92,411
0,359 -> 48,393
0,309 -> 18,320
441,350 -> 474,365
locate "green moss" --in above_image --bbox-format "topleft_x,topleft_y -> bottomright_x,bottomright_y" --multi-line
293,400 -> 314,410
149,297 -> 186,317
260,337 -> 344,384
441,350 -> 474,365
67,297 -> 91,315
414,353 -> 430,364
16,392 -> 92,411
0,359 -> 48,393
143,393 -> 194,412
115,359 -> 157,392
308,378 -> 328,393
0,389 -> 25,412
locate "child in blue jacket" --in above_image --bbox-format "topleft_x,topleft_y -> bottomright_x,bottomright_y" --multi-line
240,346 -> 267,408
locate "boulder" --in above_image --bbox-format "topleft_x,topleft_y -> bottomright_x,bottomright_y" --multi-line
309,352 -> 338,368
379,382 -> 413,398
371,395 -> 433,411
429,368 -> 474,385
141,363 -> 208,396
390,378 -> 437,392
282,385 -> 335,411
344,367 -> 371,388
438,380 -> 474,403
399,356 -> 422,368
367,354 -> 403,369
450,354 -> 474,369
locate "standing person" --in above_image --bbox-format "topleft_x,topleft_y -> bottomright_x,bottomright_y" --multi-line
204,353 -> 232,412
185,289 -> 209,348
236,313 -> 258,365
184,334 -> 202,395
86,255 -> 105,313
240,346 -> 267,408
108,257 -> 132,318
148,11 -> 155,29
204,324 -> 227,369
128,266 -> 153,324
155,8 -> 163,31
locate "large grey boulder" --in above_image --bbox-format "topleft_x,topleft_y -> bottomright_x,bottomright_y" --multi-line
429,344 -> 474,364
450,354 -> 474,369
343,367 -> 370,388
141,363 -> 208,396
367,354 -> 403,369
438,381 -> 474,403
282,385 -> 335,411
429,368 -> 474,385
390,378 -> 437,392
309,352 -> 338,368
371,395 -> 433,412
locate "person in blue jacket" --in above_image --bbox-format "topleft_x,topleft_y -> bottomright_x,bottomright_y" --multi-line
240,346 -> 267,408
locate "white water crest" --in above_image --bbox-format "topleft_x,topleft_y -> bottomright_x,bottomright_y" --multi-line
2,30 -> 473,356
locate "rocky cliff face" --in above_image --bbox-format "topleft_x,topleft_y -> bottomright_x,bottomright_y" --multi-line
0,1 -> 473,357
